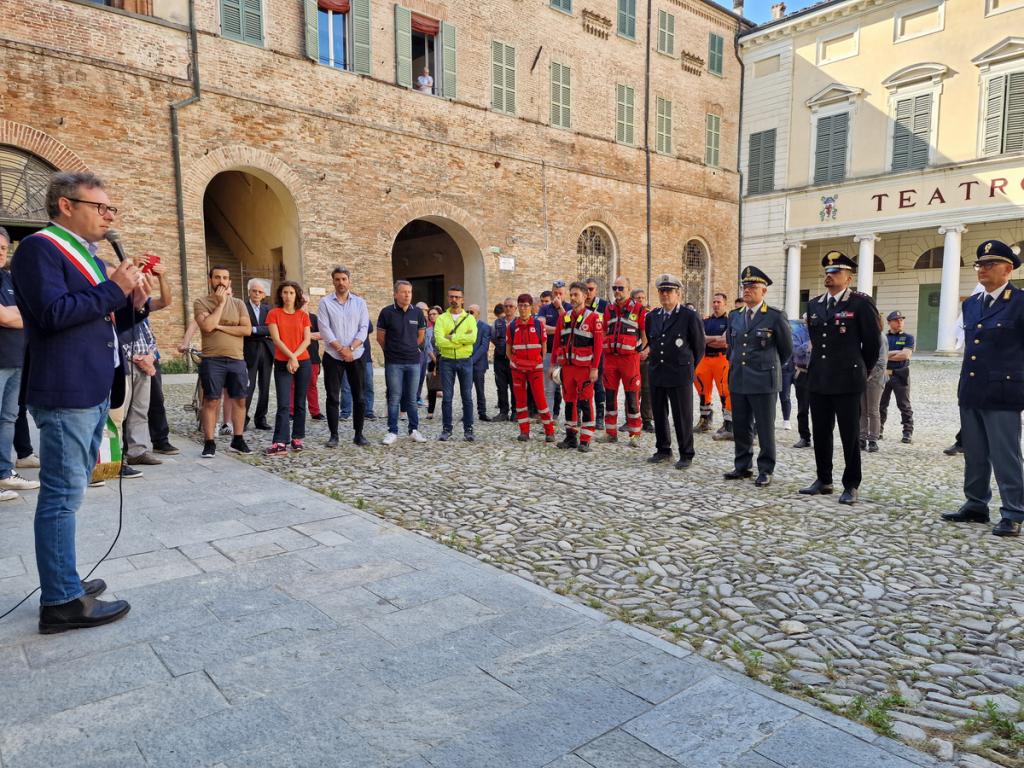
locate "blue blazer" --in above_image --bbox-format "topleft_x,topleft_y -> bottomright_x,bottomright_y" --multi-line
959,283 -> 1024,411
472,320 -> 491,372
12,231 -> 129,409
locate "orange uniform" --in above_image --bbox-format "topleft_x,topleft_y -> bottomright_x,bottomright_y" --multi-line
694,312 -> 732,426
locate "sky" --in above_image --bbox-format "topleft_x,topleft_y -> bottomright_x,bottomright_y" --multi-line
710,0 -> 818,24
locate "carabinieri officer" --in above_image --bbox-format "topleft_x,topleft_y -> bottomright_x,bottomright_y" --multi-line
942,239 -> 1024,537
799,251 -> 881,505
723,266 -> 793,488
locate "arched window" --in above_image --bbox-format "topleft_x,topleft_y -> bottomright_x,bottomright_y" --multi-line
0,145 -> 56,223
914,247 -> 962,270
855,255 -> 886,272
576,225 -> 614,292
682,239 -> 709,308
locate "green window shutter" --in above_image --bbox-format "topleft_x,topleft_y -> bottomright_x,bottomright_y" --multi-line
983,75 -> 1005,156
708,33 -> 723,75
890,97 -> 913,171
350,0 -> 371,74
657,11 -> 666,53
492,42 -> 516,114
829,112 -> 848,182
395,6 -> 412,88
814,114 -> 833,184
503,44 -> 516,114
747,132 -> 761,195
241,0 -> 262,44
747,129 -> 775,194
303,0 -> 318,60
221,0 -> 243,40
551,0 -> 572,11
441,21 -> 456,99
665,13 -> 675,55
616,84 -> 634,144
656,97 -> 672,154
551,62 -> 570,128
1005,72 -> 1024,154
705,114 -> 720,166
909,93 -> 932,169
617,0 -> 635,38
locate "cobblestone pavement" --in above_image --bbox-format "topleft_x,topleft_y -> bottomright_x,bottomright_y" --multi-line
161,360 -> 1024,767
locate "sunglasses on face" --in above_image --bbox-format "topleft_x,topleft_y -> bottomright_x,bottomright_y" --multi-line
612,285 -> 625,291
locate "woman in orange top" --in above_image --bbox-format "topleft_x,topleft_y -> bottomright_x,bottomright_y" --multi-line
266,281 -> 311,456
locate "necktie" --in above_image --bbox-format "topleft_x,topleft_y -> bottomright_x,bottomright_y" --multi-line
827,296 -> 836,311
985,295 -> 995,309
746,309 -> 754,328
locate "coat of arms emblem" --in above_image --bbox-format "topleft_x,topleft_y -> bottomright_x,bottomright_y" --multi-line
819,194 -> 839,222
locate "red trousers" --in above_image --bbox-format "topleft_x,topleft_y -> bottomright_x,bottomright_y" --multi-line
694,354 -> 730,418
602,353 -> 641,437
290,362 -> 321,417
512,366 -> 554,436
561,365 -> 596,443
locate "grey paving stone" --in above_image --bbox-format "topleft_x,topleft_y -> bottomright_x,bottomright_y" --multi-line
597,649 -> 711,704
0,555 -> 25,579
730,753 -> 786,768
0,643 -> 26,675
0,643 -> 171,729
753,716 -> 921,768
622,675 -> 800,768
574,729 -> 682,767
362,560 -> 490,609
478,603 -> 591,646
221,715 -> 387,768
422,677 -> 650,768
304,584 -> 401,621
149,519 -> 256,549
278,559 -> 414,600
241,502 -> 354,532
363,594 -> 498,647
203,586 -> 301,620
269,665 -> 398,723
544,757 -> 593,768
212,527 -> 318,563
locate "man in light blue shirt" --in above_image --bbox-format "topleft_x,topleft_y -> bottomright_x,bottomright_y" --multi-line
318,266 -> 369,447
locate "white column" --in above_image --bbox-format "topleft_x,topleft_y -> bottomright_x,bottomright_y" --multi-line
784,241 -> 804,318
853,234 -> 878,298
936,225 -> 967,354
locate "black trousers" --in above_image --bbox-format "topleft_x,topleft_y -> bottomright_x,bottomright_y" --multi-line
245,344 -> 274,424
639,359 -> 653,424
474,367 -> 488,416
324,354 -> 364,438
493,356 -> 513,415
14,406 -> 33,459
793,370 -> 811,441
148,360 -> 170,447
652,385 -> 694,459
809,391 -> 862,489
879,367 -> 913,436
594,359 -> 606,421
732,392 -> 777,475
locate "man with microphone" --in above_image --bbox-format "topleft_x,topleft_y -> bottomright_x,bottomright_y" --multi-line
12,171 -> 147,633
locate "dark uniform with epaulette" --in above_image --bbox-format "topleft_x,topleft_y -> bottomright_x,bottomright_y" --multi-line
942,240 -> 1024,537
725,267 -> 793,485
801,251 -> 881,503
646,274 -> 705,468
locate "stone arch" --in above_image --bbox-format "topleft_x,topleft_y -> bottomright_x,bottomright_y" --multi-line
682,237 -> 711,312
566,208 -> 625,287
0,120 -> 90,173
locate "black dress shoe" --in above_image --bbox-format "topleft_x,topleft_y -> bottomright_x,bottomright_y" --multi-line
82,579 -> 106,598
993,518 -> 1022,537
39,595 -> 131,634
799,480 -> 834,495
674,458 -> 692,470
858,438 -> 867,450
792,438 -> 811,449
353,435 -> 369,447
838,487 -> 858,505
325,435 -> 339,448
478,414 -> 492,422
943,443 -> 964,456
755,473 -> 772,487
867,441 -> 879,453
941,509 -> 990,524
254,421 -> 272,431
902,434 -> 913,444
647,451 -> 672,464
642,423 -> 655,433
724,468 -> 753,480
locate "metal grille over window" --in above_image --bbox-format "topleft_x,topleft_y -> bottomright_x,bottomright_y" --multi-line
0,146 -> 55,224
576,226 -> 612,290
682,240 -> 708,308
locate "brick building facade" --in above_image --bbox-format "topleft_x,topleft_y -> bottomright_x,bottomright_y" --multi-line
1,0 -> 745,353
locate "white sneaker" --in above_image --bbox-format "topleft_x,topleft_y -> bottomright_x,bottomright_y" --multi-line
0,489 -> 18,501
382,432 -> 399,446
410,429 -> 427,443
783,420 -> 792,430
0,471 -> 39,491
15,454 -> 40,469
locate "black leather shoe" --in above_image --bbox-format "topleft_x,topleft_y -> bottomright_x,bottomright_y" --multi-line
943,443 -> 964,456
556,436 -> 578,450
82,579 -> 106,598
39,596 -> 131,634
867,441 -> 879,453
516,433 -> 530,442
647,452 -> 672,464
724,469 -> 753,480
859,438 -> 867,450
838,487 -> 858,505
254,421 -> 272,431
792,438 -> 811,449
495,413 -> 510,423
942,509 -> 990,524
642,423 -> 655,434
353,435 -> 369,447
993,519 -> 1021,537
755,473 -> 772,487
478,414 -> 492,422
902,434 -> 913,444
799,480 -> 834,495
325,436 -> 339,448
674,458 -> 692,470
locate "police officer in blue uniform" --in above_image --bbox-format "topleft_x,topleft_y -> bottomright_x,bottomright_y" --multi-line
799,251 -> 881,505
879,310 -> 914,443
942,240 -> 1024,537
723,266 -> 793,488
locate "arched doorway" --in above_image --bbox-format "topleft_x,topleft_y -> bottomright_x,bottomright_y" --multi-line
0,145 -> 57,248
682,239 -> 709,310
391,217 -> 485,308
202,170 -> 301,296
576,224 -> 616,294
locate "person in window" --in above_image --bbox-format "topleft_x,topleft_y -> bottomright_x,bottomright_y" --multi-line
416,66 -> 433,94
265,281 -> 311,456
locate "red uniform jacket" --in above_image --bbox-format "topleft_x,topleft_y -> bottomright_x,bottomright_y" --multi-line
507,315 -> 546,370
603,299 -> 646,356
552,308 -> 603,369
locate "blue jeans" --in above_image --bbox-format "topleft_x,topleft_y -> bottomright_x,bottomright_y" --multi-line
30,399 -> 108,606
386,363 -> 420,434
440,357 -> 474,434
0,368 -> 22,479
340,359 -> 375,417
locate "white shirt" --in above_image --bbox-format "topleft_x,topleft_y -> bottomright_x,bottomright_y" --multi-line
416,74 -> 433,93
984,282 -> 1009,306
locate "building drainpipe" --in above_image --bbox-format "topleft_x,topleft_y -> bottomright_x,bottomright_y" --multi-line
734,28 -> 745,288
171,0 -> 200,343
643,0 -> 653,296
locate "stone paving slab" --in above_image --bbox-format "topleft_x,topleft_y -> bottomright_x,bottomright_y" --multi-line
0,431 -> 947,767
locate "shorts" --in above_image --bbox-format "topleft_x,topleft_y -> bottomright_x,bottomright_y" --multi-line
199,356 -> 249,400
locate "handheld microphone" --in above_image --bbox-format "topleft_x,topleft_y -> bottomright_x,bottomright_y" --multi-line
104,229 -> 127,263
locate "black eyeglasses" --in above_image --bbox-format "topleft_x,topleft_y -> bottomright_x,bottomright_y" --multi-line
612,285 -> 625,291
448,294 -> 463,299
65,198 -> 118,216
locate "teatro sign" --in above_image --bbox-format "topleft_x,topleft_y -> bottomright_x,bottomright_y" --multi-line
788,166 -> 1024,231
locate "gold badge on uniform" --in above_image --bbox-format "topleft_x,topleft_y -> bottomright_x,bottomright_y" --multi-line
985,242 -> 993,254
1004,289 -> 1011,300
629,313 -> 637,321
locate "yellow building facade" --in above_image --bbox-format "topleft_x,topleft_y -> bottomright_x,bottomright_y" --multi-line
739,0 -> 1024,350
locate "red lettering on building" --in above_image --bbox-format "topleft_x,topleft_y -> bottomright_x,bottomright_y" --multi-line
871,193 -> 889,212
928,188 -> 945,205
959,180 -> 980,200
898,189 -> 916,208
990,178 -> 1008,197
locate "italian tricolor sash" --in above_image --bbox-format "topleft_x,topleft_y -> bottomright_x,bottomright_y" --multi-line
33,225 -> 107,286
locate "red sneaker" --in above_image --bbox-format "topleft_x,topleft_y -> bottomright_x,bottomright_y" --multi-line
266,443 -> 287,457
